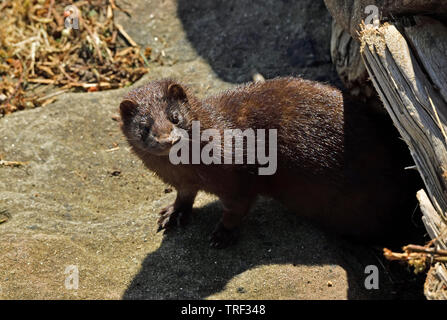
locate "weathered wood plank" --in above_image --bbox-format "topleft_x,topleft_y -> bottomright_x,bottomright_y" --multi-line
360,20 -> 447,299
361,22 -> 447,216
330,20 -> 371,96
418,189 -> 447,249
425,262 -> 447,300
324,0 -> 447,39
404,16 -> 447,114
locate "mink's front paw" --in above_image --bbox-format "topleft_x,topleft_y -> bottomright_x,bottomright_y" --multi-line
157,204 -> 191,232
209,222 -> 239,249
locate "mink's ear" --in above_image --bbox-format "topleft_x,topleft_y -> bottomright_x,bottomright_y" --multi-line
120,99 -> 138,119
167,83 -> 187,102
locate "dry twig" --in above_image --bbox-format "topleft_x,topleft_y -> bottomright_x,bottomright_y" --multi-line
384,243 -> 447,274
0,0 -> 151,116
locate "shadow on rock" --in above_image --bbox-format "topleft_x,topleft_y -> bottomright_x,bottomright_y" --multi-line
123,198 -> 425,300
177,0 -> 341,85
122,1 -> 425,300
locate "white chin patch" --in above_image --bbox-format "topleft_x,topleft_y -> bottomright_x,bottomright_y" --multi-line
170,126 -> 188,143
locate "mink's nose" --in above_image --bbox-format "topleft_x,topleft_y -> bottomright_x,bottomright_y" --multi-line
152,130 -> 167,140
171,135 -> 181,145
157,134 -> 175,146
156,133 -> 181,148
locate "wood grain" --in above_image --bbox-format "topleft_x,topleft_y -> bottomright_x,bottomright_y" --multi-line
360,18 -> 447,299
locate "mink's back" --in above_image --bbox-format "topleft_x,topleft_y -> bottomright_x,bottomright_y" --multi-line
199,77 -> 345,178
196,77 -> 419,241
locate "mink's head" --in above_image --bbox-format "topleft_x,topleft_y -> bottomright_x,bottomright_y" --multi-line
119,79 -> 192,156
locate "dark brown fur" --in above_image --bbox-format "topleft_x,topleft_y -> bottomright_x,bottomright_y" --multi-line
119,77 -> 420,247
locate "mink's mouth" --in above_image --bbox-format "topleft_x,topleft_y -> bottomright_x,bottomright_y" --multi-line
144,134 -> 182,156
152,139 -> 178,155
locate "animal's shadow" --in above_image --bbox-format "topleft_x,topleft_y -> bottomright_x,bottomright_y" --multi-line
176,0 -> 341,85
123,0 -> 425,300
123,198 -> 425,300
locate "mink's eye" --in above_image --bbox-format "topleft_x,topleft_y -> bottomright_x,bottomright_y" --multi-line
170,110 -> 181,125
139,119 -> 152,141
141,126 -> 150,140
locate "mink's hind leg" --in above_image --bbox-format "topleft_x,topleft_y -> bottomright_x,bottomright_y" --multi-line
157,189 -> 197,232
209,196 -> 255,249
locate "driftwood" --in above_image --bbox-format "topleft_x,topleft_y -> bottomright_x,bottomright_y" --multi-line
329,20 -> 387,115
324,0 -> 447,39
359,16 -> 447,299
330,20 -> 372,98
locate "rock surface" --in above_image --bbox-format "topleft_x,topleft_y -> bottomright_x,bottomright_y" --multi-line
0,0 -> 423,299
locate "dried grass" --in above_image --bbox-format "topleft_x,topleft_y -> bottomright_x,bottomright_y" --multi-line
0,0 -> 150,115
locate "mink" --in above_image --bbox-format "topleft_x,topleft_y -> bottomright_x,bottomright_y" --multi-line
119,77 -> 420,248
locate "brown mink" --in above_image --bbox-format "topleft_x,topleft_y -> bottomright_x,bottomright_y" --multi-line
119,77 -> 420,248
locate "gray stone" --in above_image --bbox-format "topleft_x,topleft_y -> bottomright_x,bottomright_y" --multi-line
0,0 -> 422,299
